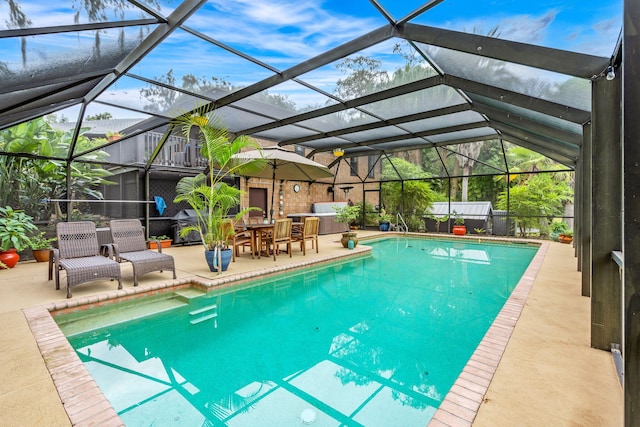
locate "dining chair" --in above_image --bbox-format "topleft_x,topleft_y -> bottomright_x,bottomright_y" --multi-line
262,218 -> 292,261
291,216 -> 319,255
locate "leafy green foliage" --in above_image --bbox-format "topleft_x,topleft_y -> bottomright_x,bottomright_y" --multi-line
0,118 -> 115,220
0,206 -> 37,251
381,157 -> 436,216
497,174 -> 573,237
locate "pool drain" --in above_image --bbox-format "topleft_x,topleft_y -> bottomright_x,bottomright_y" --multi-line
300,408 -> 317,424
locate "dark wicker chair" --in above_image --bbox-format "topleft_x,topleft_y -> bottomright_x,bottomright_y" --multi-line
53,221 -> 122,298
109,219 -> 177,286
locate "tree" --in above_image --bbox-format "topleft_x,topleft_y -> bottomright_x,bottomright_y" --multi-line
380,157 -> 436,216
496,173 -> 573,237
0,117 -> 115,220
85,112 -> 113,121
456,141 -> 484,201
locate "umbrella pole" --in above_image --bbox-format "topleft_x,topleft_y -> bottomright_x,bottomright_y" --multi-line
270,166 -> 276,222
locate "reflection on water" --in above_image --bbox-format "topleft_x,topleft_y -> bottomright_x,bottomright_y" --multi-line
58,237 -> 537,426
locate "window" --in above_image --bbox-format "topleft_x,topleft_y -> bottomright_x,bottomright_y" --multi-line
295,145 -> 305,157
350,157 -> 359,176
368,155 -> 376,178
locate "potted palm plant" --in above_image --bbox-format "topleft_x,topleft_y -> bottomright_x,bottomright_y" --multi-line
333,204 -> 360,248
0,206 -> 38,269
173,106 -> 266,273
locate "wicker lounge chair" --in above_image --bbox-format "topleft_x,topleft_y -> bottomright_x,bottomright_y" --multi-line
109,219 -> 176,286
53,221 -> 122,298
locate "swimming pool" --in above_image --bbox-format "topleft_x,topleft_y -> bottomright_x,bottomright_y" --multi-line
54,237 -> 538,426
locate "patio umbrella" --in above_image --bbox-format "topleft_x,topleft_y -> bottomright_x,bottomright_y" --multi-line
231,147 -> 334,221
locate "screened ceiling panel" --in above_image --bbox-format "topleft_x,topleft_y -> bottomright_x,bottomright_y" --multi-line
296,109 -> 379,133
400,110 -> 487,133
468,93 -> 583,136
410,0 -> 622,57
427,127 -> 498,144
185,0 -> 387,71
96,75 -> 210,118
253,125 -> 319,142
297,38 -> 438,101
0,0 -> 157,30
341,127 -> 410,143
419,44 -> 592,110
213,106 -> 275,133
0,25 -> 157,93
358,86 -> 468,120
128,28 -> 276,96
232,80 -> 337,120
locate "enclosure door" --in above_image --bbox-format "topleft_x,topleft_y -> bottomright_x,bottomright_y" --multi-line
249,188 -> 268,219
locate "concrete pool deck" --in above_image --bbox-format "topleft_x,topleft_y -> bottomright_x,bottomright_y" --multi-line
0,232 -> 622,426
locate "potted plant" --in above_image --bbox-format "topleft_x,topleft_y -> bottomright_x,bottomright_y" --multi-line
333,204 -> 360,248
452,211 -> 466,236
558,229 -> 573,244
378,210 -> 394,232
0,206 -> 38,269
29,231 -> 56,262
549,220 -> 569,242
173,106 -> 266,273
148,235 -> 172,249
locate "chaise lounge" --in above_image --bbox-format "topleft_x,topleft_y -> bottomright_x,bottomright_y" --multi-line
52,221 -> 122,298
109,219 -> 176,286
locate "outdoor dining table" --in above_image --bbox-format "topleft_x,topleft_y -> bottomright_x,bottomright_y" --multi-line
242,223 -> 274,259
242,222 -> 301,258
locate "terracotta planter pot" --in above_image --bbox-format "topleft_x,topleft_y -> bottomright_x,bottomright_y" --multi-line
558,234 -> 573,244
148,240 -> 172,249
452,225 -> 467,236
32,249 -> 51,262
0,248 -> 20,269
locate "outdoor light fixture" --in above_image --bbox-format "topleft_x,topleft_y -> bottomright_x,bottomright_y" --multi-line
606,65 -> 616,81
333,148 -> 344,157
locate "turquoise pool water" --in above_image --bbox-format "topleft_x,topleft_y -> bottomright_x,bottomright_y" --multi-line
56,237 -> 538,426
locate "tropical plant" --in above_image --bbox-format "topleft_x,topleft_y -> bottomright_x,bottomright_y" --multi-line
378,211 -> 394,224
28,231 -> 56,250
0,206 -> 37,251
497,173 -> 573,237
429,213 -> 450,232
380,157 -> 436,216
173,106 -> 266,270
333,205 -> 360,226
0,117 -> 115,220
148,235 -> 171,241
453,211 -> 465,225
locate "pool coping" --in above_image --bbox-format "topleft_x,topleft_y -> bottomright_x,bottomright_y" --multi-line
428,241 -> 549,427
23,237 -> 546,426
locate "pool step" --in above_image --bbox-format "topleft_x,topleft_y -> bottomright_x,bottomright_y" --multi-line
174,287 -> 207,302
189,304 -> 218,325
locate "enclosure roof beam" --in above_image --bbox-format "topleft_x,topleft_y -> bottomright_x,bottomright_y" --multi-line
277,104 -> 472,147
445,75 -> 591,124
472,103 -> 583,147
395,23 -> 609,79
